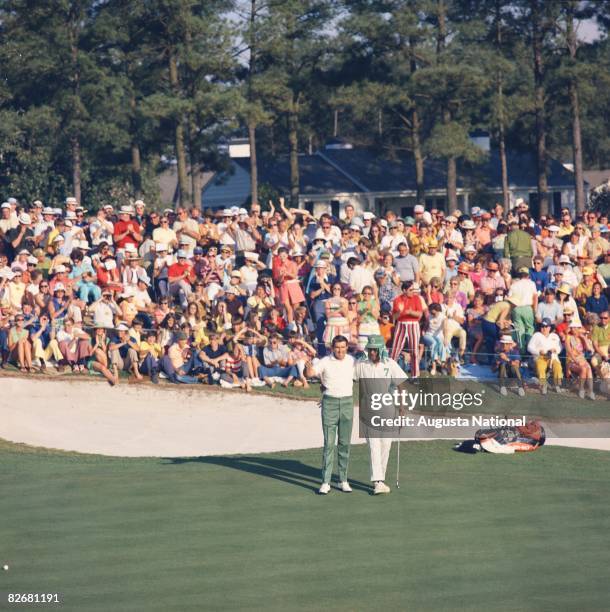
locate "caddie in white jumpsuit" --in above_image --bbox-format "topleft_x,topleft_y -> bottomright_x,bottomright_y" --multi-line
354,334 -> 407,495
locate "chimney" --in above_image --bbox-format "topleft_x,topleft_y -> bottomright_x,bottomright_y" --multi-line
325,137 -> 353,151
469,129 -> 490,152
227,138 -> 251,158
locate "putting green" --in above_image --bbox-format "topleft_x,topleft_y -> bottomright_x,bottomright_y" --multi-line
1,439 -> 609,611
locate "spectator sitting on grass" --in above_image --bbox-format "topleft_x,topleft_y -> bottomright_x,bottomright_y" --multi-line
138,329 -> 162,384
161,331 -> 201,384
55,317 -> 91,373
286,331 -> 316,388
527,318 -> 563,395
89,325 -> 116,385
196,332 -> 230,384
109,323 -> 142,382
220,340 -> 251,392
496,334 -> 525,398
233,327 -> 266,384
8,312 -> 32,372
258,333 -> 298,388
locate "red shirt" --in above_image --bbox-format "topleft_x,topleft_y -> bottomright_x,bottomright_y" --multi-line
392,294 -> 424,322
168,261 -> 193,283
113,220 -> 141,249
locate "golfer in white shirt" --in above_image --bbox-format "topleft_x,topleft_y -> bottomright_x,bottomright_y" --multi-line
306,335 -> 355,495
354,335 -> 407,494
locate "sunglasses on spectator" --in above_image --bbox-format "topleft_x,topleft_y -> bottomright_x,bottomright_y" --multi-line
601,315 -> 609,320
349,300 -> 357,305
16,317 -> 24,322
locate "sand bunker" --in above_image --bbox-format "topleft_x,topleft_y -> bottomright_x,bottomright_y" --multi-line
0,375 -> 608,456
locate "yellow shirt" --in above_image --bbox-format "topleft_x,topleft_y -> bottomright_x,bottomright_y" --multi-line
419,252 -> 445,284
574,282 -> 593,303
152,227 -> 177,247
193,328 -> 210,348
140,341 -> 163,359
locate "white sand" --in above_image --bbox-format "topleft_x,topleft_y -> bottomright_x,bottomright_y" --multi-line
0,375 -> 608,457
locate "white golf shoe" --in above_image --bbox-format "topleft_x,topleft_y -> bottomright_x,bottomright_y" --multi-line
318,483 -> 331,495
374,481 -> 391,495
499,386 -> 507,396
517,387 -> 525,397
339,481 -> 352,493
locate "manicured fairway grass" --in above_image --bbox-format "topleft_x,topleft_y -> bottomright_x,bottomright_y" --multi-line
1,439 -> 610,611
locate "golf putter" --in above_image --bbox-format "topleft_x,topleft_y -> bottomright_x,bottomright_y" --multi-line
396,429 -> 401,489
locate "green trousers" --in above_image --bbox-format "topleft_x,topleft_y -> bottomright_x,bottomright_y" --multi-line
321,395 -> 354,484
512,306 -> 534,355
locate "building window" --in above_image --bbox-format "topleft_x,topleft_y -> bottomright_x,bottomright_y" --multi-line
304,201 -> 314,215
330,200 -> 340,219
553,192 -> 562,217
529,192 -> 539,218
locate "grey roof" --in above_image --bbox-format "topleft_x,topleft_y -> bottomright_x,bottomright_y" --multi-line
583,169 -> 610,189
200,146 -> 584,207
320,148 -> 582,192
202,155 -> 362,208
158,166 -> 214,206
202,160 -> 251,209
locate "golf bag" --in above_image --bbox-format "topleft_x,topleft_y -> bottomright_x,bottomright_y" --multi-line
474,421 -> 545,454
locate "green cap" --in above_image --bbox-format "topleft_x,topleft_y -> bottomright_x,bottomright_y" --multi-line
365,335 -> 386,350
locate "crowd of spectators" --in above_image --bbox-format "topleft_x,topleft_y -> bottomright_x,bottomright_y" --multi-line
0,195 -> 609,397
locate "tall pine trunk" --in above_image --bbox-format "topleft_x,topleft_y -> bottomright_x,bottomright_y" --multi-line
495,0 -> 509,211
437,0 -> 457,212
191,167 -> 202,210
187,113 -> 202,209
247,0 -> 259,206
409,36 -> 425,206
71,136 -> 81,204
69,18 -> 81,203
498,120 -> 509,210
412,109 -> 425,206
532,0 -> 549,216
129,95 -> 142,199
249,123 -> 258,207
131,142 -> 142,200
168,49 -> 189,207
566,1 -> 585,213
288,101 -> 300,207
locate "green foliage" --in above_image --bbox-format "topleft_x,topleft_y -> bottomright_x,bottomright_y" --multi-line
0,0 -> 608,209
